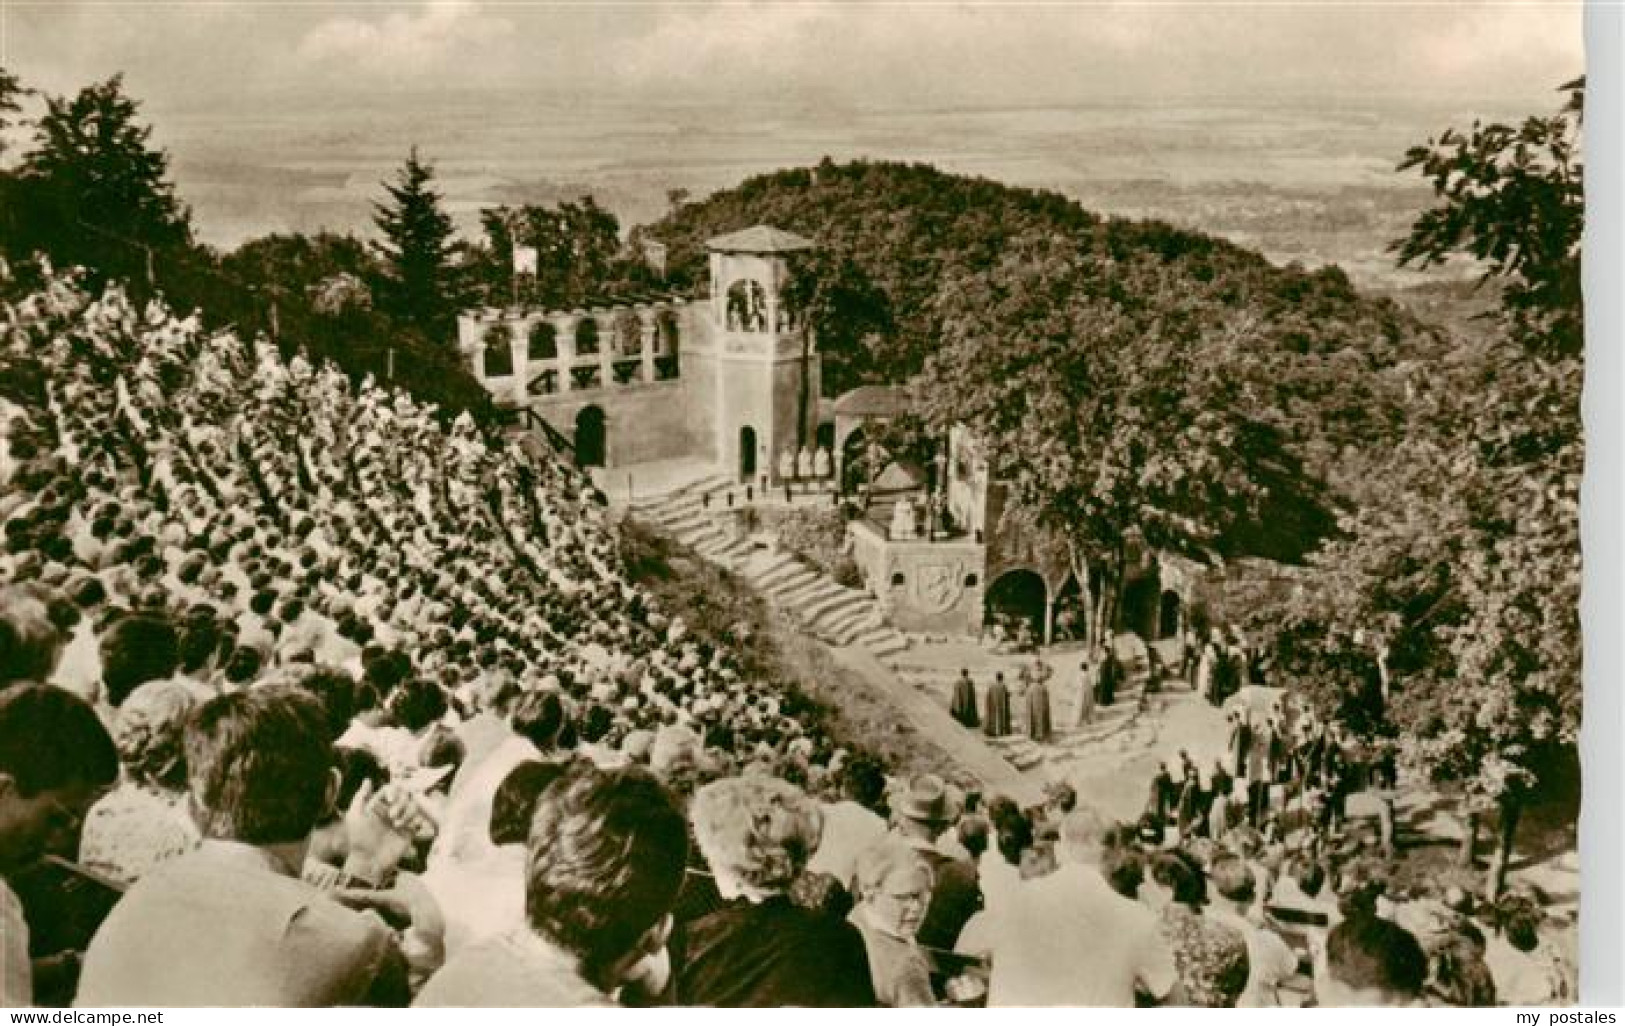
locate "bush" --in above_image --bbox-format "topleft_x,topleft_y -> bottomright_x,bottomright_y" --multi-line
832,556 -> 863,589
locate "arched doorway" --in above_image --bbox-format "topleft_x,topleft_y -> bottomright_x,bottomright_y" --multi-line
1159,590 -> 1183,640
739,426 -> 757,480
1119,572 -> 1160,641
574,406 -> 606,468
815,421 -> 835,453
985,569 -> 1047,649
1052,574 -> 1089,644
840,427 -> 869,495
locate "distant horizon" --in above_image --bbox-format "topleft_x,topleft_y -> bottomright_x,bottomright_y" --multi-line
5,1 -> 1580,285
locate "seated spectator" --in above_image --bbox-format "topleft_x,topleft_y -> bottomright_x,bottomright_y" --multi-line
422,759 -> 567,955
79,679 -> 210,886
97,613 -> 179,708
1483,893 -> 1570,1006
77,686 -> 443,1006
1313,913 -> 1428,1007
0,684 -> 120,1007
675,775 -> 876,1007
0,588 -> 64,687
962,808 -> 1178,1007
805,753 -> 888,888
887,774 -> 982,951
416,763 -> 687,1006
1208,855 -> 1298,1007
1142,850 -> 1249,1007
849,840 -> 937,1007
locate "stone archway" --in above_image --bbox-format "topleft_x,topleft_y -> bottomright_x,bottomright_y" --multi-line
986,569 -> 1047,648
1159,590 -> 1183,640
1052,573 -> 1089,644
574,405 -> 606,468
1120,571 -> 1161,641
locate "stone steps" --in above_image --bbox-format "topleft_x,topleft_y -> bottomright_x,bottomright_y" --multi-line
629,481 -> 910,664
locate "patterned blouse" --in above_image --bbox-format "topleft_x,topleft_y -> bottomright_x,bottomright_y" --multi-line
79,784 -> 200,888
1159,904 -> 1250,1008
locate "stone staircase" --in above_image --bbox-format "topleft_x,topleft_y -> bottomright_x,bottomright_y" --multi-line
629,475 -> 912,660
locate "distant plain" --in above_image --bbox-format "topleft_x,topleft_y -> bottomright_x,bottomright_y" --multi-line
158,94 -> 1527,288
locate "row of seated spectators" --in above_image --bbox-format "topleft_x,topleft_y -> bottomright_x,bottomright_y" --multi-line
0,263 -> 1572,1008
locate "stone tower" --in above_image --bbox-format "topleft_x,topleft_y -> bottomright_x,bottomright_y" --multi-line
702,225 -> 820,483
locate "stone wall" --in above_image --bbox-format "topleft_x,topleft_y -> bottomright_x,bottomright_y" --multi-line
851,520 -> 985,634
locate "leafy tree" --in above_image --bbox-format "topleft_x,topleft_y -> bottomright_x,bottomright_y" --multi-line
1394,77 -> 1584,358
477,197 -> 642,310
917,229 -> 1305,635
373,147 -> 458,337
11,74 -> 192,282
222,231 -> 377,309
0,65 -> 27,157
1273,80 -> 1585,898
784,250 -> 894,398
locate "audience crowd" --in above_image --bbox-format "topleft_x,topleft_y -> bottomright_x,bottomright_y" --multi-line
0,266 -> 1576,1007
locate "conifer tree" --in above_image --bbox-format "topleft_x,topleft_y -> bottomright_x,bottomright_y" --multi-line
374,147 -> 458,338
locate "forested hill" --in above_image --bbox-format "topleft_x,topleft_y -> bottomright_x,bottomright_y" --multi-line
648,159 -> 1456,558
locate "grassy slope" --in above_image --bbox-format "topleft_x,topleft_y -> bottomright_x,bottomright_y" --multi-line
617,518 -> 961,778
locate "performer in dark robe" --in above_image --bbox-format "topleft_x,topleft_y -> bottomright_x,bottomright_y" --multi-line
983,672 -> 1012,738
949,669 -> 980,729
1230,713 -> 1253,779
1175,772 -> 1200,839
1149,763 -> 1174,826
1025,678 -> 1053,744
1098,649 -> 1120,707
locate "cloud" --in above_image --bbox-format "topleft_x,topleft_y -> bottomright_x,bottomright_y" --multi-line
6,0 -> 1582,114
297,1 -> 515,80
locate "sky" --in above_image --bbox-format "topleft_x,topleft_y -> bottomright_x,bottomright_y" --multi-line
1,0 -> 1586,115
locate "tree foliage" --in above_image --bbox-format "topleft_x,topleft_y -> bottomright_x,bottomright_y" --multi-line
1271,80 -> 1584,895
649,159 -> 1436,517
0,65 -> 27,157
373,147 -> 459,337
10,74 -> 192,283
1393,77 -> 1584,359
917,229 -> 1324,618
474,197 -> 652,310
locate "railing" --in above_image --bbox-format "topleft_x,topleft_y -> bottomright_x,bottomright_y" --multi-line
520,406 -> 576,460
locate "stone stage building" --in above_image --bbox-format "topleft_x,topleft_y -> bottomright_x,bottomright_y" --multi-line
459,224 -> 1193,648
457,225 -> 823,483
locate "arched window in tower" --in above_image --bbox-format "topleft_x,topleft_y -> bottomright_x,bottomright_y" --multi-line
528,321 -> 558,361
725,279 -> 769,333
574,318 -> 600,356
482,322 -> 514,378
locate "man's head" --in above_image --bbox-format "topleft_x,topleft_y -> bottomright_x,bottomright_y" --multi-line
892,774 -> 962,841
100,613 -> 180,707
525,763 -> 688,990
1209,856 -> 1256,909
184,686 -> 334,845
489,759 -> 568,847
0,587 -> 64,687
1056,807 -> 1115,867
1317,914 -> 1428,1007
839,753 -> 887,813
0,683 -> 119,873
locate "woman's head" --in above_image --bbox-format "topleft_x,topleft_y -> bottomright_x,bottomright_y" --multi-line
1146,849 -> 1207,908
689,775 -> 822,899
114,679 -> 211,789
853,840 -> 934,940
